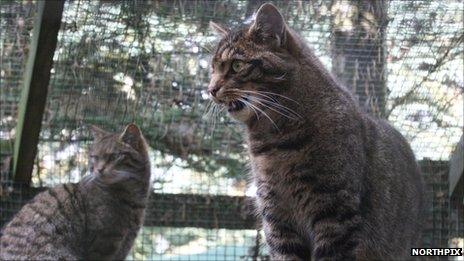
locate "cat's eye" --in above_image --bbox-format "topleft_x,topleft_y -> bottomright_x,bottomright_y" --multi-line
231,60 -> 245,73
107,153 -> 122,161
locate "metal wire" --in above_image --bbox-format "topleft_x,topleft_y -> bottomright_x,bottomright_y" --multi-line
0,0 -> 462,259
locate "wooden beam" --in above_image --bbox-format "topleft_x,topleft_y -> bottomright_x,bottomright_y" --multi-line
12,1 -> 64,184
0,189 -> 257,230
144,193 -> 256,229
1,160 -> 451,231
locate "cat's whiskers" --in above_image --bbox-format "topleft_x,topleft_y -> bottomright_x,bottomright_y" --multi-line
227,89 -> 300,115
205,100 -> 218,119
82,173 -> 104,188
207,101 -> 214,118
225,89 -> 302,120
204,100 -> 222,132
237,97 -> 279,130
274,72 -> 287,81
251,93 -> 302,118
81,173 -> 92,187
247,95 -> 302,120
247,96 -> 299,120
235,89 -> 300,105
213,103 -> 226,130
239,95 -> 260,120
211,103 -> 218,131
203,100 -> 213,118
209,89 -> 294,128
248,101 -> 260,120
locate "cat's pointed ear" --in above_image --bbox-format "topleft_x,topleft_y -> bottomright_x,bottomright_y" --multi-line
90,125 -> 109,140
120,123 -> 143,149
210,21 -> 230,37
248,3 -> 287,46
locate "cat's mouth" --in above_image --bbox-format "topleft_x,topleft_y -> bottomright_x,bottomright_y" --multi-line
227,99 -> 246,112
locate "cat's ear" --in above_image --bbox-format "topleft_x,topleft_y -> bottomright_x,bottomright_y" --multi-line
90,125 -> 109,140
210,21 -> 230,37
120,123 -> 143,149
248,3 -> 287,47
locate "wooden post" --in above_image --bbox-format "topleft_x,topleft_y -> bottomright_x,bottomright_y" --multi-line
449,136 -> 463,202
12,0 -> 64,184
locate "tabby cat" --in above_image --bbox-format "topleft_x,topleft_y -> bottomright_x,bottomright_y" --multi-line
0,124 -> 151,260
209,3 -> 424,260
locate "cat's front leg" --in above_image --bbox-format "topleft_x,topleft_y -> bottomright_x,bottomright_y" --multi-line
262,217 -> 312,261
310,205 -> 362,261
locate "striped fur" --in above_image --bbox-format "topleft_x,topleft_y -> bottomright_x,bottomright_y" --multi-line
0,124 -> 151,260
209,3 -> 424,261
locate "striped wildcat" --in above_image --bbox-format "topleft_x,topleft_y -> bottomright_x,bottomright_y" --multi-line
0,124 -> 151,260
208,3 -> 424,260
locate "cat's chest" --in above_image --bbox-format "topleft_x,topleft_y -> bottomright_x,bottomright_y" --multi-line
251,154 -> 302,223
250,154 -> 293,199
249,154 -> 266,176
249,153 -> 291,180
88,196 -> 140,226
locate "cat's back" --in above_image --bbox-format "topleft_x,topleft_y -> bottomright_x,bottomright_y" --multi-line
362,114 -> 423,208
0,184 -> 83,260
358,114 -> 424,258
363,115 -> 420,176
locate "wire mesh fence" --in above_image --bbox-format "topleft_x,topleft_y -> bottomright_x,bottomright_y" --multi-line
0,0 -> 463,260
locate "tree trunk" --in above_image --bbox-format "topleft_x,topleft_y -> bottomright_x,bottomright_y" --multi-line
330,0 -> 388,117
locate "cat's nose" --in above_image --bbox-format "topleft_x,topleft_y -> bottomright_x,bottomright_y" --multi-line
94,163 -> 105,174
208,84 -> 220,98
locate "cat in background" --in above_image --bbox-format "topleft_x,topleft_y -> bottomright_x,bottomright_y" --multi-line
0,124 -> 151,260
208,3 -> 424,260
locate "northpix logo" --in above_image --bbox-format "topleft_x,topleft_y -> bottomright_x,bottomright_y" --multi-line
411,248 -> 463,256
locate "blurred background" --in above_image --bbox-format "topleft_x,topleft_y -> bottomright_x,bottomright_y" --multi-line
0,0 -> 463,260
